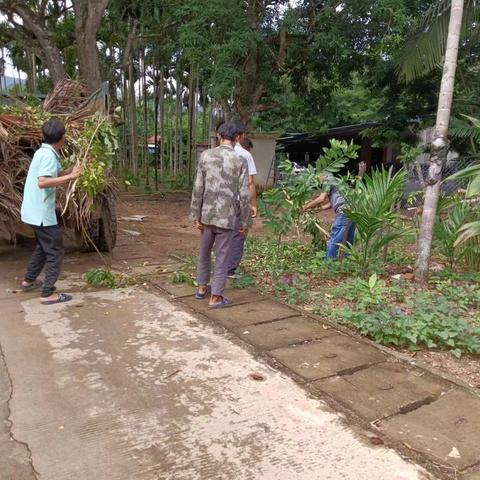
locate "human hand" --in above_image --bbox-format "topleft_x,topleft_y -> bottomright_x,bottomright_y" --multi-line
70,164 -> 83,180
194,219 -> 204,231
251,205 -> 257,218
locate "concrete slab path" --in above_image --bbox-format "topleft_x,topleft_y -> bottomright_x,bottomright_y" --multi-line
0,252 -> 432,480
148,259 -> 480,480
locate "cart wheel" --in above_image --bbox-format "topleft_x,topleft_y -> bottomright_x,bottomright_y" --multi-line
97,194 -> 117,252
80,218 -> 100,252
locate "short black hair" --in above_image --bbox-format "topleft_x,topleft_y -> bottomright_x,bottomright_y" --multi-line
42,119 -> 65,145
217,122 -> 238,141
241,138 -> 253,150
235,122 -> 247,136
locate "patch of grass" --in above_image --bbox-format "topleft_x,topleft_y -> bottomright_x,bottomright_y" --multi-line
171,270 -> 196,285
84,268 -> 129,289
231,274 -> 256,289
319,275 -> 480,357
274,274 -> 310,304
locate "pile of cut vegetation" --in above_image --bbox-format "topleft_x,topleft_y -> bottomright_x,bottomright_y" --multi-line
0,79 -> 118,243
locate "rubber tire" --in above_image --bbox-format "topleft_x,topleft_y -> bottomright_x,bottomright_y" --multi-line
97,195 -> 117,252
80,218 -> 100,252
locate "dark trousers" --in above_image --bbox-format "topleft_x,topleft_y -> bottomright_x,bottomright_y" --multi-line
227,209 -> 245,276
24,225 -> 64,297
196,225 -> 234,297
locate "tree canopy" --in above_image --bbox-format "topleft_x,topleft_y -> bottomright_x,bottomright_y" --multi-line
1,0 -> 480,139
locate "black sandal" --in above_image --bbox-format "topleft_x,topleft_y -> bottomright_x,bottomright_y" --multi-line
41,293 -> 73,305
20,280 -> 43,292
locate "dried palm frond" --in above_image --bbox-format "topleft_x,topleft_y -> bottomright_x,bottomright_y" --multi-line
0,80 -> 118,242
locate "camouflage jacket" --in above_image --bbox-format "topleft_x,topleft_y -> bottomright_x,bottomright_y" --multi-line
191,145 -> 252,230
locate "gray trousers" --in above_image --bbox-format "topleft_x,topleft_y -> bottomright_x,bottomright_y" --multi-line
227,209 -> 245,276
196,225 -> 234,297
24,224 -> 64,297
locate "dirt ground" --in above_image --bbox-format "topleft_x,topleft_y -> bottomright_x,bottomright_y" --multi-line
116,191 -> 480,392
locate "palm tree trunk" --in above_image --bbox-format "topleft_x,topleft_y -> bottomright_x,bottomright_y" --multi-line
415,0 -> 464,282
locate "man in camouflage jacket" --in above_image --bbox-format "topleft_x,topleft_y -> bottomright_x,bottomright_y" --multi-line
191,122 -> 252,308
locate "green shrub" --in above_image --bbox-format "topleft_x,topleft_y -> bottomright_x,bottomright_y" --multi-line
84,268 -> 129,289
331,284 -> 480,357
172,271 -> 195,284
259,139 -> 359,243
341,168 -> 409,272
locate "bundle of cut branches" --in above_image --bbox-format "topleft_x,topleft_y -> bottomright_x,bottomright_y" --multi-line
0,81 -> 118,242
43,79 -> 89,114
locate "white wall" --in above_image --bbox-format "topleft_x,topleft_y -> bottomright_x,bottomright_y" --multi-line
249,134 -> 278,187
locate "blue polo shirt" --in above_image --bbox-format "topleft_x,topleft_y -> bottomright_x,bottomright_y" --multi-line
21,144 -> 62,227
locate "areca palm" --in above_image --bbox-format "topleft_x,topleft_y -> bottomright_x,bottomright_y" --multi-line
399,0 -> 480,82
342,168 -> 408,273
401,0 -> 466,282
448,161 -> 480,244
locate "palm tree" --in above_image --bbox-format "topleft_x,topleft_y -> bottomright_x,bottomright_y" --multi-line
448,160 -> 480,244
400,0 -> 466,281
398,0 -> 480,83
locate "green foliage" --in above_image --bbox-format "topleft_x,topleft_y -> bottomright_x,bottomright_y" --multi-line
343,301 -> 480,357
172,271 -> 195,285
75,117 -> 119,199
358,273 -> 386,306
259,139 -> 359,242
342,168 -> 408,272
446,145 -> 480,250
301,213 -> 328,249
231,274 -> 256,289
243,237 -> 318,279
242,234 -> 479,356
433,280 -> 480,313
398,0 -> 480,82
274,275 -> 310,305
396,142 -> 426,164
330,279 -> 480,357
434,200 -> 476,269
84,268 -> 129,289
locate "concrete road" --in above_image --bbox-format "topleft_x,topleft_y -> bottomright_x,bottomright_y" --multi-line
0,254 -> 431,480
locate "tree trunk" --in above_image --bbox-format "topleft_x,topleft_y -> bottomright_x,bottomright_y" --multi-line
159,66 -> 165,177
4,4 -> 66,85
128,60 -> 138,176
72,0 -> 110,93
415,0 -> 464,282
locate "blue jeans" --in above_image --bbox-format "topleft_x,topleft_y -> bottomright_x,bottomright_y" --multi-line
325,214 -> 355,259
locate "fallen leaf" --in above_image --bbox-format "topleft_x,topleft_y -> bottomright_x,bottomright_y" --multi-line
448,447 -> 461,458
369,436 -> 384,445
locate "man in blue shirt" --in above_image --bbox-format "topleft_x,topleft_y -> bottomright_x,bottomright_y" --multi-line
20,119 -> 82,305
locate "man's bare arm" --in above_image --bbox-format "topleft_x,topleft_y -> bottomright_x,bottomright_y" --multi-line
249,175 -> 257,218
38,165 -> 82,189
304,191 -> 328,211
